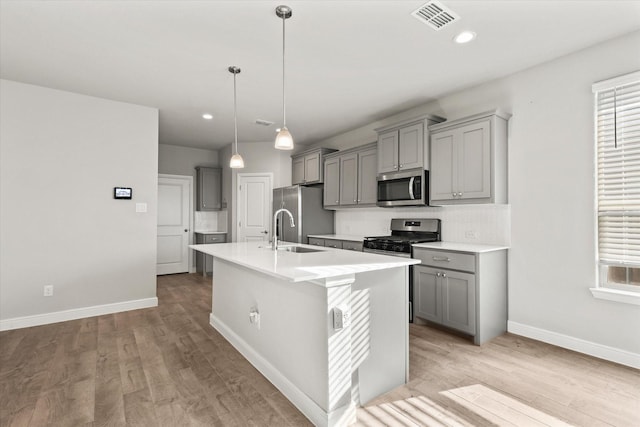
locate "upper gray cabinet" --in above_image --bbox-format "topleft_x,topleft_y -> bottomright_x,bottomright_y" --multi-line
291,148 -> 337,185
376,115 -> 444,174
429,110 -> 510,205
323,142 -> 377,209
195,166 -> 222,211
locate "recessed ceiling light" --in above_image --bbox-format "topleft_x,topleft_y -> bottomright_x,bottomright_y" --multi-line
202,113 -> 213,120
454,31 -> 476,44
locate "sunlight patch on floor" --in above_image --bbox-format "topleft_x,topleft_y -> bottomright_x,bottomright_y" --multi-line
355,384 -> 574,426
441,384 -> 574,427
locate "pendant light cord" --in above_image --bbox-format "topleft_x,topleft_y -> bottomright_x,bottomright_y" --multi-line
233,71 -> 238,154
282,14 -> 286,128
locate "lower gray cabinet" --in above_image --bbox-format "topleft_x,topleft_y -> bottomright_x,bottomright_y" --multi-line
195,233 -> 226,276
308,237 -> 363,252
414,265 -> 476,335
413,246 -> 506,345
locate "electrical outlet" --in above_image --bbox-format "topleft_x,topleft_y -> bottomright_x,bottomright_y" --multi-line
249,306 -> 260,329
465,230 -> 479,240
43,285 -> 53,296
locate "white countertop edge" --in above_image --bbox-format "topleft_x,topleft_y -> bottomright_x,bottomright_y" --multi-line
412,241 -> 509,253
190,242 -> 419,283
307,234 -> 367,241
194,231 -> 227,234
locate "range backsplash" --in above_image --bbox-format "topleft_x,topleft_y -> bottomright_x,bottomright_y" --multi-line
335,204 -> 510,246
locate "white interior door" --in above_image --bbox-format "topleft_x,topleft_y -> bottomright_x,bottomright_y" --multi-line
237,173 -> 272,242
157,175 -> 192,275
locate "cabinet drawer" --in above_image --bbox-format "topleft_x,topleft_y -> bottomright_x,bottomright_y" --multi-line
308,238 -> 325,246
204,234 -> 226,244
342,241 -> 363,251
324,239 -> 343,249
413,248 -> 475,273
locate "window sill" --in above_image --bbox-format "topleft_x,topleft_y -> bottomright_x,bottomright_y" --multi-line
590,287 -> 640,306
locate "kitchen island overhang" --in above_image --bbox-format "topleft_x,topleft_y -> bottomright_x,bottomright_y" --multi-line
190,242 -> 419,427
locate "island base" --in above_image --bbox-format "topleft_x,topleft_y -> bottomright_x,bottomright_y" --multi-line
209,258 -> 409,426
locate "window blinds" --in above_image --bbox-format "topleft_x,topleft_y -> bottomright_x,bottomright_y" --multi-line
594,72 -> 640,266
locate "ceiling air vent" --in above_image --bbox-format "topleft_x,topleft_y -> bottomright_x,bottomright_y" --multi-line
411,1 -> 460,31
255,119 -> 274,127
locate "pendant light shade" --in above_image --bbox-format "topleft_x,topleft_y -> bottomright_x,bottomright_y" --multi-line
229,153 -> 244,168
228,66 -> 245,169
274,127 -> 293,150
274,5 -> 294,150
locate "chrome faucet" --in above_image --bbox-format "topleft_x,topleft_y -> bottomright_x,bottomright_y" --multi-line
273,208 -> 295,250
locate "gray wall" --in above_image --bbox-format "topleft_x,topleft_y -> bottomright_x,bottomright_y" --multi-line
220,141 -> 292,241
313,31 -> 640,357
0,79 -> 159,321
158,143 -> 218,175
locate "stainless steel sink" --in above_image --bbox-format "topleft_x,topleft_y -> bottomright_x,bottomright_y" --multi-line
281,246 -> 323,253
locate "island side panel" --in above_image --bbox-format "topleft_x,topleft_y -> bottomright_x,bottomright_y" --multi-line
210,258 -> 335,413
351,266 -> 409,405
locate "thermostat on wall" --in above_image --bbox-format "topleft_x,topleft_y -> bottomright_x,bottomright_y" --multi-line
114,187 -> 132,199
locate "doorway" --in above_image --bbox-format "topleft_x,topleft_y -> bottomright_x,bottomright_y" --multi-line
157,174 -> 193,275
236,173 -> 273,242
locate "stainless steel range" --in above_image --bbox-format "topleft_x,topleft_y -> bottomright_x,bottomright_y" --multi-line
363,218 -> 441,256
363,218 -> 441,322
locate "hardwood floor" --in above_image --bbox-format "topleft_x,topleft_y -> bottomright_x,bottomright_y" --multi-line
1,273 -> 638,426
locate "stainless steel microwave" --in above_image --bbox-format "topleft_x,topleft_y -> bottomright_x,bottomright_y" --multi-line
376,168 -> 428,207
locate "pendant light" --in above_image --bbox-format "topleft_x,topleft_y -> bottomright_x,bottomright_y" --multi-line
274,5 -> 294,150
229,66 -> 245,168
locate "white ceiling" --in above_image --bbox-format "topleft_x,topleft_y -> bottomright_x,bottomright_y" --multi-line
2,1 -> 639,151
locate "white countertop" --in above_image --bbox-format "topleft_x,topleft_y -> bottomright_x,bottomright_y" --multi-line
412,241 -> 509,253
190,241 -> 418,283
307,234 -> 366,241
194,230 -> 227,235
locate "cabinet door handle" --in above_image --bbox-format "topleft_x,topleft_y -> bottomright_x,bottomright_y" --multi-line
184,229 -> 188,232
452,193 -> 456,197
458,192 -> 463,197
436,272 -> 441,277
432,256 -> 450,262
442,273 -> 447,278
261,230 -> 268,234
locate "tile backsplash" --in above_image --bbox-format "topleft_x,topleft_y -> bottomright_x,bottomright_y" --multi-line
195,210 -> 227,232
335,204 -> 510,245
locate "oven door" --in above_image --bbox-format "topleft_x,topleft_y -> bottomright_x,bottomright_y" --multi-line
376,169 -> 427,207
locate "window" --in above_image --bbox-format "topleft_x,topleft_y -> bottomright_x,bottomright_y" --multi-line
593,71 -> 640,301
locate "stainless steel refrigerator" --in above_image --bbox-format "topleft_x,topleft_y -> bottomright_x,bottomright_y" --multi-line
273,185 -> 334,244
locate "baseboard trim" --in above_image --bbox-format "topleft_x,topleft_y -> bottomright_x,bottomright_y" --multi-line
210,313 -> 356,427
508,321 -> 640,369
0,297 -> 158,331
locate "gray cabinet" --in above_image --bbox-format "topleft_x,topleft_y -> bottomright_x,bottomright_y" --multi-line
429,110 -> 509,205
323,157 -> 340,208
195,232 -> 227,276
291,148 -> 337,185
308,237 -> 325,247
195,167 -> 222,211
376,115 -> 444,174
323,143 -> 377,209
413,246 -> 507,345
357,146 -> 378,205
309,237 -> 363,252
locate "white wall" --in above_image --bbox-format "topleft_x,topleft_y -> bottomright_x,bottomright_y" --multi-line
315,32 -> 640,359
220,141 -> 292,241
0,80 -> 159,325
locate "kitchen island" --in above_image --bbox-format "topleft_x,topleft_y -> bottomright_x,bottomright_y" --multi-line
190,241 -> 419,427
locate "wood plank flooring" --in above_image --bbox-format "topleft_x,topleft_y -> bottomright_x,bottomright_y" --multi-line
1,273 -> 638,426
